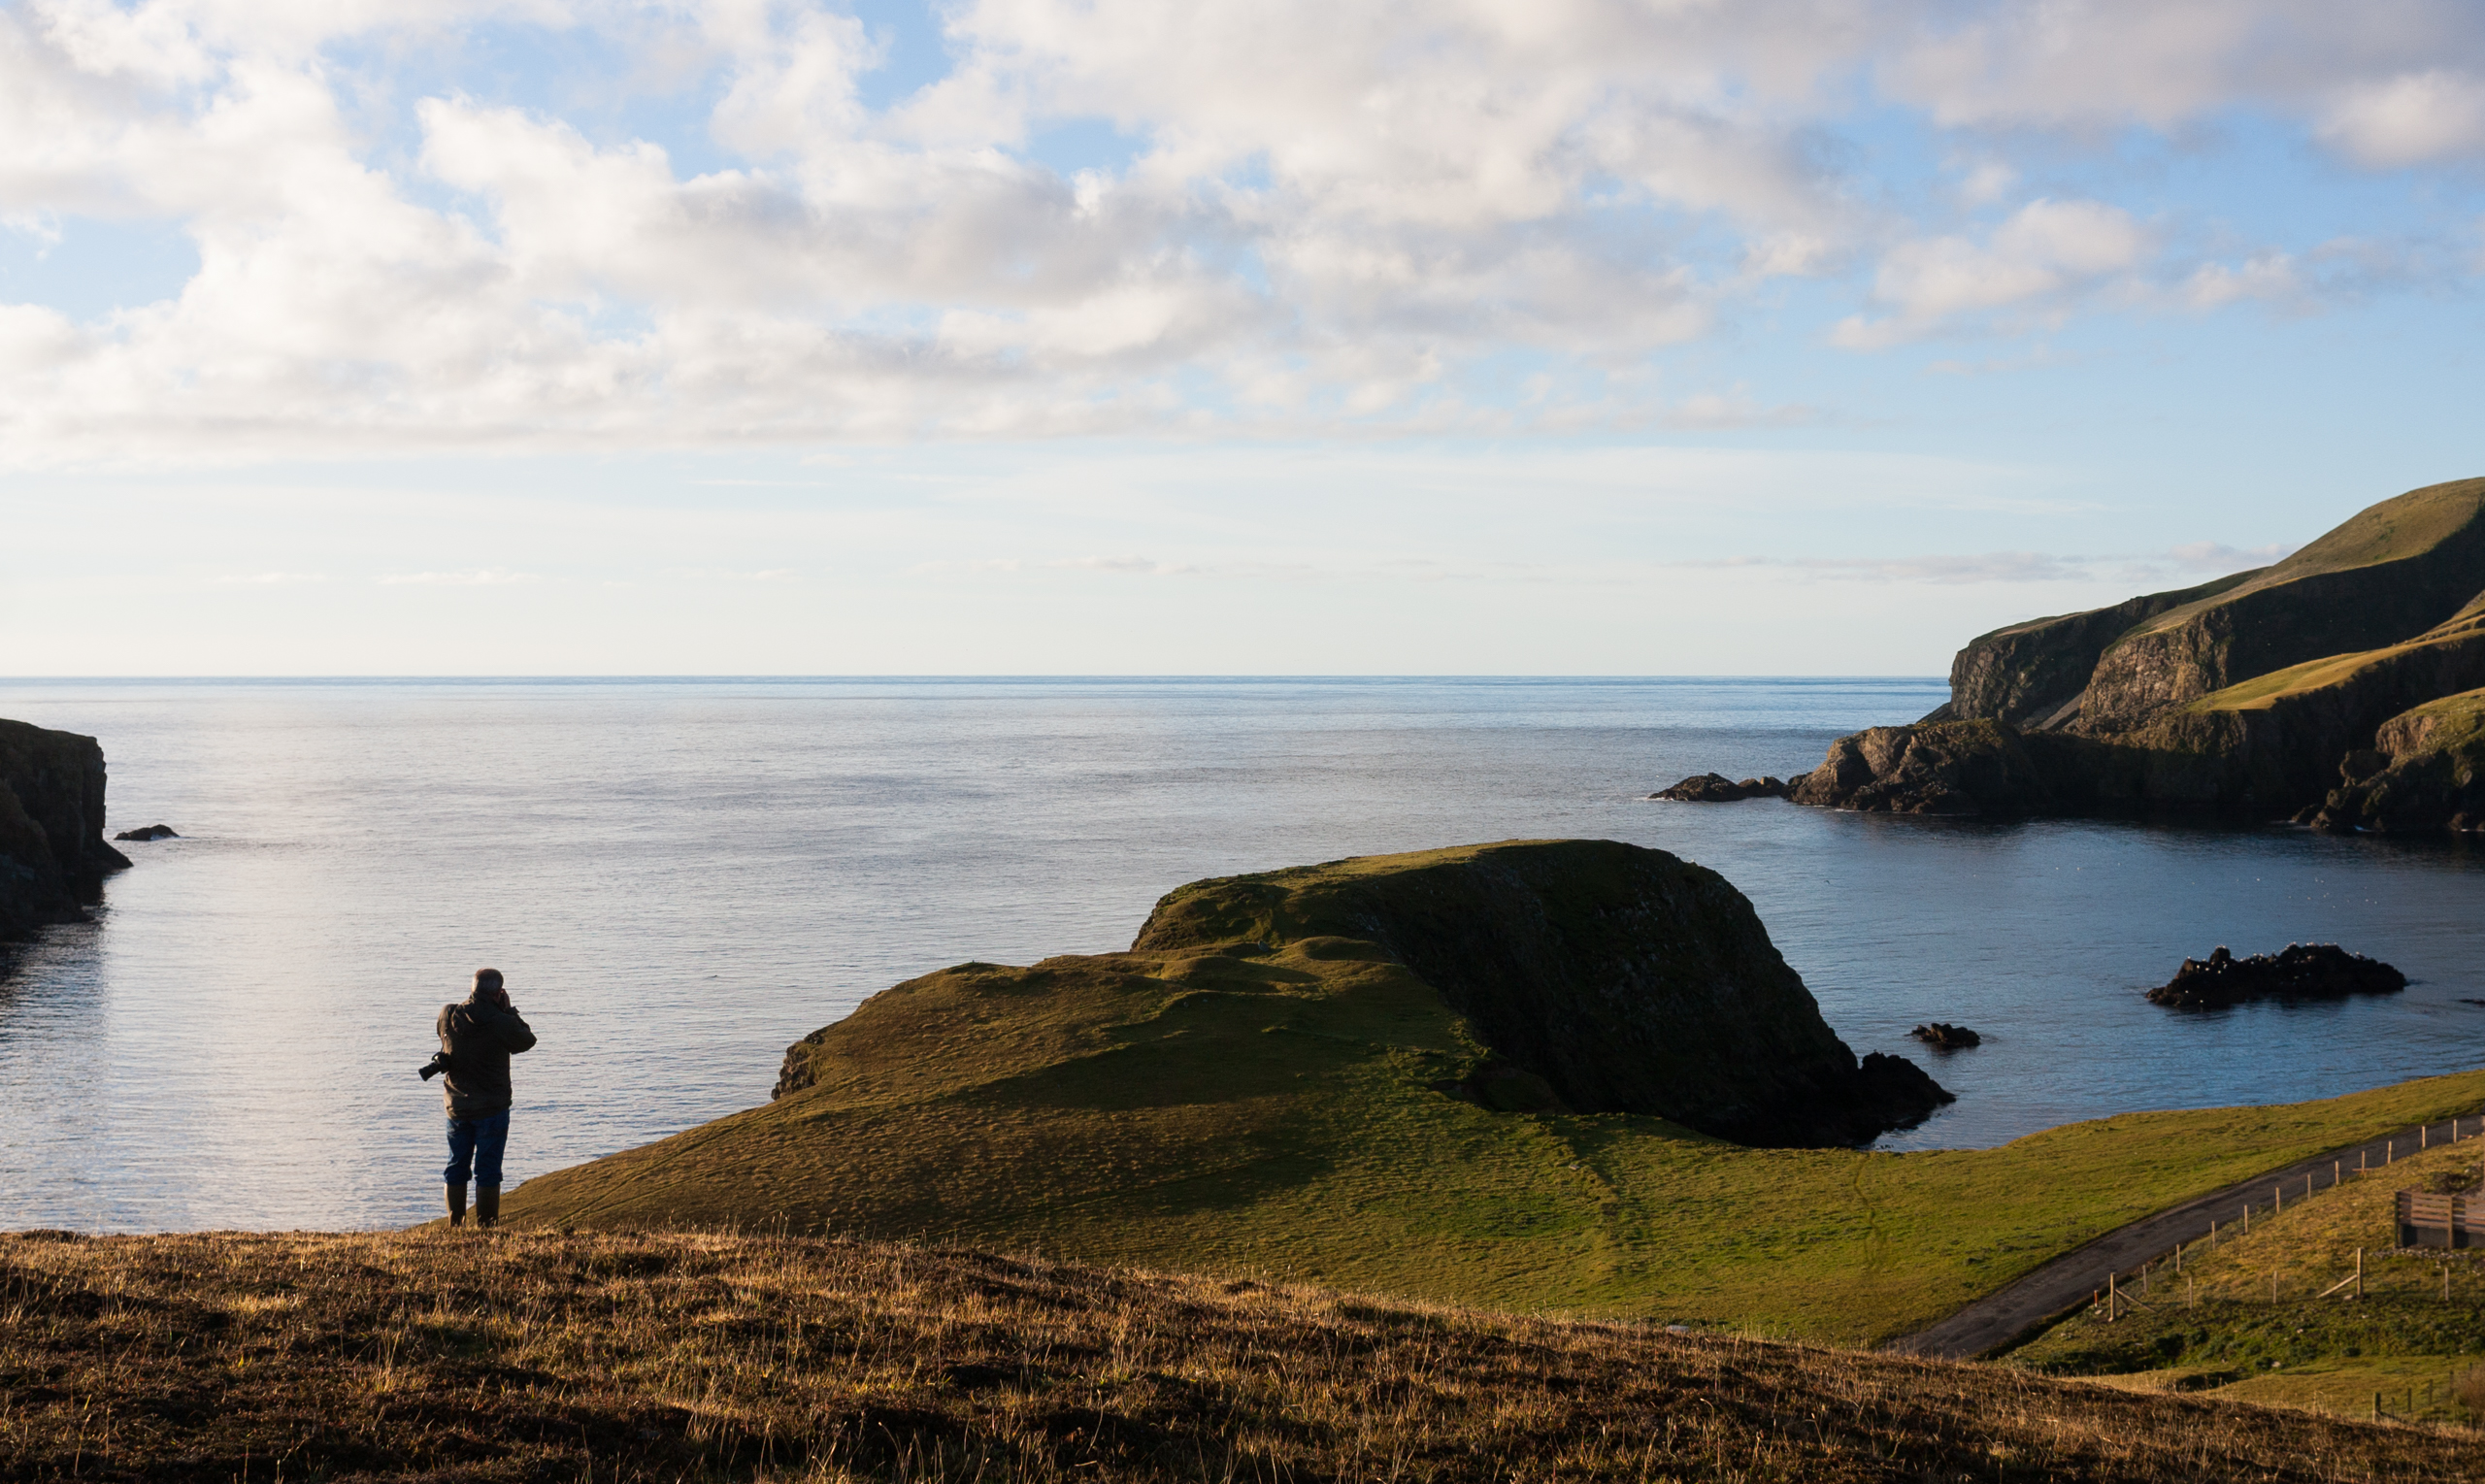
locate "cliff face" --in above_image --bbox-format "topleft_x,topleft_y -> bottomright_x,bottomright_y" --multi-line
1791,479 -> 2485,826
1133,840 -> 1948,1146
2307,687 -> 2485,832
0,719 -> 130,939
2073,480 -> 2485,733
1941,573 -> 2257,728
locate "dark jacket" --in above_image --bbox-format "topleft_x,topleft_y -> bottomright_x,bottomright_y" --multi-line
437,994 -> 537,1117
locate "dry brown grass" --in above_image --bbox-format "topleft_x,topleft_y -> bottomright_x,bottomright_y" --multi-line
2,1229 -> 2478,1482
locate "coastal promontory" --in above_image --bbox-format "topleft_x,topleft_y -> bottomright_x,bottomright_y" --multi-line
0,717 -> 130,939
1782,478 -> 2485,825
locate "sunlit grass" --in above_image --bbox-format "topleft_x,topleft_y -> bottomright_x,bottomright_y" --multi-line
4,1228 -> 2479,1481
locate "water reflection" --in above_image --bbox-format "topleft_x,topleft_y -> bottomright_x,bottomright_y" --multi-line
0,676 -> 2476,1231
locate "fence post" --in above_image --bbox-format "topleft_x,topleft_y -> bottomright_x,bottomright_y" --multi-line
2356,1247 -> 2364,1301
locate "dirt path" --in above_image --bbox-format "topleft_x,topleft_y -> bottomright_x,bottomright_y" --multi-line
1884,1109 -> 2484,1361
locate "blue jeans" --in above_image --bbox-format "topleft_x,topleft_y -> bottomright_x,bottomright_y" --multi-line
444,1109 -> 512,1186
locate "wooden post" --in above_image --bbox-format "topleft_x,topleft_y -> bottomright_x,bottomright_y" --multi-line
2335,1160 -> 2340,1184
2108,1270 -> 2118,1320
2275,1183 -> 2282,1213
2243,1204 -> 2250,1235
2423,1124 -> 2429,1149
2356,1247 -> 2364,1300
2174,1241 -> 2182,1272
2270,1269 -> 2278,1303
2188,1275 -> 2196,1308
2373,1392 -> 2382,1421
2305,1173 -> 2313,1200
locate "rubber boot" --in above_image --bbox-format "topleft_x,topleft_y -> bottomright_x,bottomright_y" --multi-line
477,1184 -> 501,1229
446,1182 -> 468,1228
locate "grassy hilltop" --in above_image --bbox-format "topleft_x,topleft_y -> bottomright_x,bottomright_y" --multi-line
502,841 -> 2485,1349
5,1227 -> 2479,1482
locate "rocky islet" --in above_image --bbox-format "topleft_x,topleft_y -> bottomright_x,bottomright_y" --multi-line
2145,943 -> 2407,1009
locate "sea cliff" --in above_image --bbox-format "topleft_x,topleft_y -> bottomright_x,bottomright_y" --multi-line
1787,478 -> 2485,828
0,718 -> 129,939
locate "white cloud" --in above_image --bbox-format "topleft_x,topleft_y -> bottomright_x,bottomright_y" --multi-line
1833,199 -> 2149,347
2319,70 -> 2485,167
0,1 -> 2478,461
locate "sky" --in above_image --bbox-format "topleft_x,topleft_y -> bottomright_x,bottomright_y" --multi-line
3,0 -> 2482,675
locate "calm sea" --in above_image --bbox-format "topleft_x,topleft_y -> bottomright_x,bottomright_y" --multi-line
2,676 -> 2480,1233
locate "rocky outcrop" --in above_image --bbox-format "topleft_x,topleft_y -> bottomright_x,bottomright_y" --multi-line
1793,478 -> 2485,825
1787,721 -> 2049,813
114,824 -> 178,841
1651,774 -> 1790,802
2303,687 -> 2485,832
0,719 -> 130,939
1910,1023 -> 1981,1048
1134,840 -> 1950,1147
2145,944 -> 2404,1009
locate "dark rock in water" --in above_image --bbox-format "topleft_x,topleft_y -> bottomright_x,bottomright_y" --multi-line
2146,943 -> 2405,1009
2,719 -> 132,940
1134,839 -> 1952,1147
1909,1022 -> 1982,1049
1651,773 -> 1789,803
114,823 -> 179,841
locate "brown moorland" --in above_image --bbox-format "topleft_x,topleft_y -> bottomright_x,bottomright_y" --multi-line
2,1227 -> 2479,1482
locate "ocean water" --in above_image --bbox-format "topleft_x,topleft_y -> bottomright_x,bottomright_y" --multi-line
1,676 -> 2480,1234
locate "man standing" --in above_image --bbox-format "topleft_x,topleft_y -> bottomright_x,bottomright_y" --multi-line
436,967 -> 537,1228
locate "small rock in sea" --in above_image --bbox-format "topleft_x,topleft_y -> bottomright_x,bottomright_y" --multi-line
1909,1022 -> 1981,1049
2147,942 -> 2405,1009
112,824 -> 179,841
1651,773 -> 1790,803
2461,998 -> 2485,1008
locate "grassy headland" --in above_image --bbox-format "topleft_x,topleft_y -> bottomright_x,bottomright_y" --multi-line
4,1227 -> 2479,1482
497,846 -> 2485,1347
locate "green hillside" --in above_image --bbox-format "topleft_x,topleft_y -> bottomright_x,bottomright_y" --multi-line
502,841 -> 2485,1348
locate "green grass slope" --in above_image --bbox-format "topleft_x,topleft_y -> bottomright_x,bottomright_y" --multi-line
504,843 -> 2485,1348
2076,478 -> 2485,731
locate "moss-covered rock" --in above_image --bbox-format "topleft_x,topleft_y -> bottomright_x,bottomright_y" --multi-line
1132,840 -> 1949,1145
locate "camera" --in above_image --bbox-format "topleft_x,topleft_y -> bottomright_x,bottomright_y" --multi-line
417,1050 -> 454,1081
